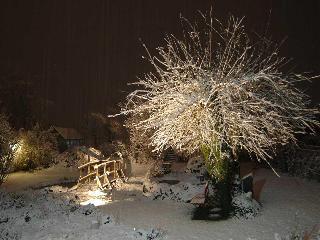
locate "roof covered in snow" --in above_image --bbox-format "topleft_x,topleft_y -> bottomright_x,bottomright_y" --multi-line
53,126 -> 83,140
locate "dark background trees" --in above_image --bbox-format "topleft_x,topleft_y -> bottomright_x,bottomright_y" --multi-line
0,0 -> 319,130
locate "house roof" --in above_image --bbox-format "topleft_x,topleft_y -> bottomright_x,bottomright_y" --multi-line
53,126 -> 83,140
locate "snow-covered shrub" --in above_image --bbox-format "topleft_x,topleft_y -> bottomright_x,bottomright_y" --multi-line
146,160 -> 164,178
0,150 -> 13,186
0,113 -> 14,185
13,124 -> 58,171
185,155 -> 206,175
124,112 -> 156,164
54,146 -> 81,167
119,12 -> 318,164
288,150 -> 320,181
276,142 -> 320,181
116,11 -> 319,215
134,228 -> 166,240
98,142 -> 117,159
142,178 -> 203,203
275,223 -> 320,240
232,192 -> 260,219
85,112 -> 128,147
96,141 -> 133,177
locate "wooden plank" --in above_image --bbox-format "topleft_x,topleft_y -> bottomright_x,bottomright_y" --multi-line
253,178 -> 266,203
239,162 -> 255,179
102,182 -> 111,189
78,160 -> 99,169
96,176 -> 103,189
93,160 -> 118,169
190,194 -> 206,205
94,162 -> 106,169
78,172 -> 96,182
97,173 -> 110,180
191,182 -> 209,206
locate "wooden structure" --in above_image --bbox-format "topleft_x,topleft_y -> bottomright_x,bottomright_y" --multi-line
77,148 -> 126,190
239,162 -> 266,203
190,182 -> 209,206
162,162 -> 172,174
161,147 -> 180,174
94,159 -> 126,190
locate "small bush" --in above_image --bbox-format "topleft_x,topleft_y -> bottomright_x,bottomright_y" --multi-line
85,112 -> 128,147
13,124 -> 58,171
276,223 -> 320,240
232,192 -> 261,219
276,140 -> 320,181
124,112 -> 157,164
0,113 -> 15,185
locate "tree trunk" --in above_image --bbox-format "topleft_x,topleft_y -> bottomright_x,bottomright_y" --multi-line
201,144 -> 233,218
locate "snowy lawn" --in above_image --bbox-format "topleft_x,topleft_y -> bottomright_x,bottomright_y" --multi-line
0,167 -> 319,240
1,163 -> 79,192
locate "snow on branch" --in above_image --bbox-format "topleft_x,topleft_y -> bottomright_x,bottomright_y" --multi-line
119,12 -> 319,161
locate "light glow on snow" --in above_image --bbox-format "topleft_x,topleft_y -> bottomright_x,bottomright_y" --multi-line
80,190 -> 111,206
87,190 -> 108,197
80,198 -> 111,206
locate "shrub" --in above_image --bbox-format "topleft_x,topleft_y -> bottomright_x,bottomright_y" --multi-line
276,223 -> 320,240
13,124 -> 58,171
0,113 -> 15,185
117,11 -> 319,216
276,138 -> 320,181
124,112 -> 157,164
85,112 -> 128,147
99,140 -> 134,177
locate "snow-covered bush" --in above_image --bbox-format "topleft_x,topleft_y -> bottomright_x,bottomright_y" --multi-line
117,11 -> 319,215
288,150 -> 320,181
124,112 -> 156,164
85,112 -> 128,147
97,141 -> 133,177
185,155 -> 206,175
0,113 -> 14,185
142,177 -> 204,202
232,192 -> 260,219
134,228 -> 166,240
13,124 -> 58,171
276,142 -> 320,181
119,11 -> 318,166
275,223 -> 320,240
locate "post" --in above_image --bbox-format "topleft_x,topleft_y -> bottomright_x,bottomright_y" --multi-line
103,163 -> 106,185
96,165 -> 99,185
87,165 -> 90,183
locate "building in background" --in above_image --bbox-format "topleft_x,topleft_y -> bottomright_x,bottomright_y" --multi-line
52,126 -> 84,151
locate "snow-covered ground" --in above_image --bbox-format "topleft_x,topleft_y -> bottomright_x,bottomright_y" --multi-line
1,163 -> 79,192
1,166 -> 319,240
100,169 -> 320,240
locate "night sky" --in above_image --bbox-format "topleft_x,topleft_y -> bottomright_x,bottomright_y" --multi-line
0,0 -> 319,129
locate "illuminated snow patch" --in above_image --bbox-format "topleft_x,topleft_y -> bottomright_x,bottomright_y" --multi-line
86,190 -> 109,197
80,190 -> 111,206
80,198 -> 111,206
